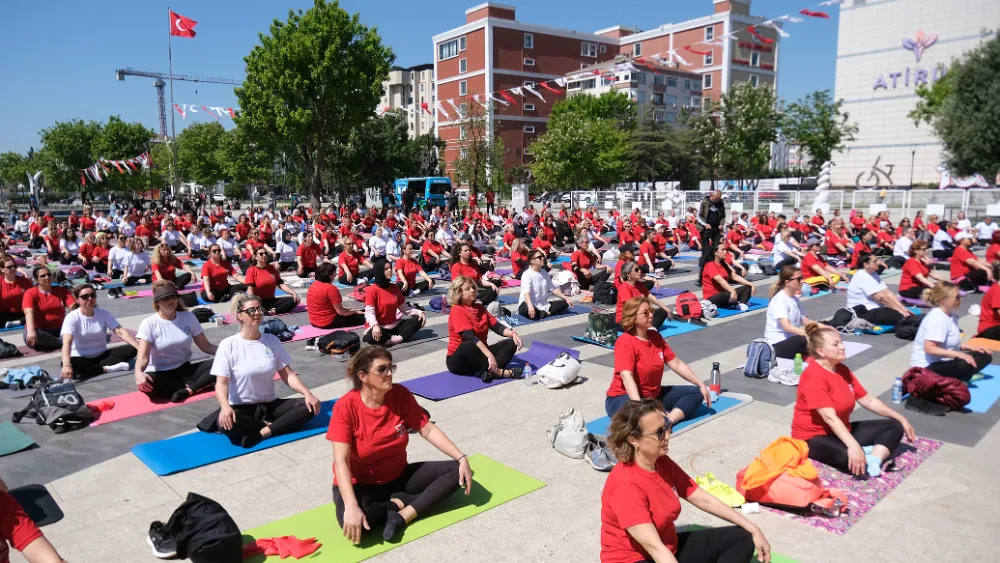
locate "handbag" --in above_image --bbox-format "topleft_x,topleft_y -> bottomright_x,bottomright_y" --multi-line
536,352 -> 582,388
547,408 -> 589,459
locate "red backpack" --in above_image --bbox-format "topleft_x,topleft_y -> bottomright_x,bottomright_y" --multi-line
674,291 -> 703,319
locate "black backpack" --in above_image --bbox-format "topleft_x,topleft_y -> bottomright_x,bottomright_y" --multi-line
261,318 -> 295,341
593,280 -> 617,305
192,308 -> 215,323
11,381 -> 95,433
0,338 -> 22,359
153,493 -> 242,563
895,314 -> 925,341
318,330 -> 361,356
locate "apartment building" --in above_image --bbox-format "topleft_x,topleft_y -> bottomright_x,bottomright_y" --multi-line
380,64 -> 435,138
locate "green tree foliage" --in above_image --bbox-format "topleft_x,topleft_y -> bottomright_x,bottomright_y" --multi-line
783,90 -> 858,171
682,104 -> 725,190
176,122 -> 227,188
717,83 -> 783,188
909,68 -> 953,126
632,112 -> 673,184
549,91 -> 637,130
37,119 -> 104,191
90,116 -> 156,195
224,183 -> 247,201
411,133 -> 446,178
529,111 -> 634,189
221,127 -> 274,187
452,103 -> 506,197
0,152 -> 31,190
236,0 -> 394,208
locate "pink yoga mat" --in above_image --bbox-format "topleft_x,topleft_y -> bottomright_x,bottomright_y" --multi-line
124,282 -> 204,299
288,324 -> 363,342
88,389 -> 216,427
217,302 -> 308,324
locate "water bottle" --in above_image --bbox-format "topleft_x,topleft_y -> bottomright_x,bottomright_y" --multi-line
793,353 -> 803,375
523,363 -> 534,387
892,377 -> 904,404
709,362 -> 721,394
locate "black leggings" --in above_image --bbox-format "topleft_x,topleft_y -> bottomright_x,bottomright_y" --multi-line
772,335 -> 808,359
224,397 -> 314,445
615,308 -> 668,332
977,326 -> 1000,341
956,269 -> 988,291
362,316 -> 424,345
201,283 -> 248,303
170,272 -> 193,290
639,261 -> 672,274
637,526 -> 754,563
333,460 -> 460,532
67,345 -> 137,379
397,279 -> 431,294
278,260 -> 296,272
476,286 -> 497,306
706,284 -> 752,308
124,275 -> 151,286
576,268 -> 611,291
0,312 -> 24,326
517,299 -> 569,320
446,339 -> 517,376
338,268 -> 375,285
25,328 -> 61,352
146,360 -> 215,400
806,419 -> 905,474
858,306 -> 904,326
314,313 -> 365,329
774,256 -> 798,271
262,296 -> 298,315
899,286 -> 927,300
926,350 -> 992,382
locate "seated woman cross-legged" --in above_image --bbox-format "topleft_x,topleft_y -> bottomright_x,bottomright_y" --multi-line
793,323 -> 916,477
200,244 -> 248,303
0,253 -> 33,329
616,262 -> 673,332
60,284 -> 139,380
450,242 -> 499,306
800,241 -> 842,291
306,263 -> 365,329
244,247 -> 301,315
950,232 -> 993,292
363,259 -> 426,346
329,346 -> 473,544
977,263 -> 1000,340
23,266 -> 75,352
152,243 -> 197,291
601,399 -> 770,563
606,297 -> 711,424
911,282 -> 992,382
207,294 -> 320,449
445,276 -> 524,382
395,242 -> 435,296
898,241 -> 948,301
702,245 -> 755,311
518,249 -> 574,321
847,254 -> 913,326
764,267 -> 814,359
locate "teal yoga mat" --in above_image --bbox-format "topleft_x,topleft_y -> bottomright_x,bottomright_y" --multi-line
0,421 -> 35,456
714,296 -> 769,318
586,393 -> 752,439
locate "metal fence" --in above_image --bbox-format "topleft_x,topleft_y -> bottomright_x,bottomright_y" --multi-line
570,189 -> 1000,223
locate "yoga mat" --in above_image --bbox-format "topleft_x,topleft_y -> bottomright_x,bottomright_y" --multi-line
124,281 -> 203,298
288,324 -> 363,343
775,341 -> 871,371
964,337 -> 1000,352
0,325 -> 23,334
495,296 -> 588,325
8,485 -> 64,526
650,287 -> 684,298
132,400 -> 336,476
402,342 -> 579,401
87,388 -> 217,427
573,320 -> 708,350
714,297 -> 769,319
587,393 -> 753,439
967,364 -> 1000,413
0,421 -> 35,456
898,295 -> 929,308
764,437 -> 942,535
217,302 -> 307,324
243,455 -> 544,563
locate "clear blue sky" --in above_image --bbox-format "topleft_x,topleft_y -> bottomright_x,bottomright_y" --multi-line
0,0 -> 839,154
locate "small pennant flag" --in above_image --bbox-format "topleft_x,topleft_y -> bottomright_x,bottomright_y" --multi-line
800,9 -> 831,18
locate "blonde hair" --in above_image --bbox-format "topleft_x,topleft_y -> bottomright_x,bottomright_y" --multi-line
928,281 -> 958,307
805,322 -> 837,357
229,292 -> 260,316
151,243 -> 175,267
448,276 -> 478,306
619,297 -> 647,334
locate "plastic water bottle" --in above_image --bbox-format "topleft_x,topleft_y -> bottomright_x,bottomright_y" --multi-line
892,377 -> 904,404
523,363 -> 534,387
709,362 -> 721,394
793,353 -> 803,375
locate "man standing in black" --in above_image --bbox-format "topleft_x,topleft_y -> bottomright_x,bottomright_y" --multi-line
696,190 -> 725,286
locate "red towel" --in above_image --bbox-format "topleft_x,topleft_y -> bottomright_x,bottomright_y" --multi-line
242,536 -> 322,559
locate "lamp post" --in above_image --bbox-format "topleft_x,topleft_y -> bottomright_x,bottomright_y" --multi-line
909,148 -> 916,188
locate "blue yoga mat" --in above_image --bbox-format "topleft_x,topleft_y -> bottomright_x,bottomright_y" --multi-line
402,342 -> 579,401
586,395 -> 746,438
495,296 -> 588,325
132,400 -> 336,476
714,296 -> 769,318
968,365 -> 1000,413
672,255 -> 698,261
571,321 -> 706,350
651,287 -> 684,298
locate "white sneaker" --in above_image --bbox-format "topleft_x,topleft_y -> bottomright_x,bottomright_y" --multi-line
4,320 -> 22,328
104,362 -> 131,373
412,288 -> 421,296
767,367 -> 799,386
738,303 -> 749,312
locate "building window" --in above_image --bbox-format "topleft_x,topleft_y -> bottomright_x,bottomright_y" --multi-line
751,52 -> 760,67
750,75 -> 760,87
524,33 -> 534,49
703,74 -> 713,90
525,103 -> 535,111
691,97 -> 701,108
636,72 -> 647,85
653,74 -> 666,85
601,76 -> 613,86
683,79 -> 691,90
683,96 -> 691,107
459,36 -> 466,51
419,84 -> 424,93
652,93 -> 663,104
439,39 -> 459,61
655,110 -> 665,122
636,91 -> 647,103
667,77 -> 678,88
581,41 -> 597,57
524,126 -> 535,133
666,94 -> 677,106
459,58 -> 467,73
460,126 -> 467,140
691,80 -> 702,92
459,147 -> 468,159
459,80 -> 467,96
704,52 -> 713,66
665,112 -> 676,123
524,58 -> 535,67
705,27 -> 714,41
633,43 -> 642,56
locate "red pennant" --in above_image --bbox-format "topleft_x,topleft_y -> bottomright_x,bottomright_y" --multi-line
202,106 -> 220,120
800,9 -> 830,18
684,45 -> 711,56
635,57 -> 647,64
81,171 -> 86,186
126,160 -> 138,171
112,161 -> 125,174
420,102 -> 433,116
747,26 -> 774,44
539,82 -> 562,94
500,91 -> 519,107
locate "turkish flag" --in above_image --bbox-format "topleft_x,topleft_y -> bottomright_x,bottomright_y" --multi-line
169,11 -> 197,38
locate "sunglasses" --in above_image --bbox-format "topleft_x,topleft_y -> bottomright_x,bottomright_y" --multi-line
371,363 -> 398,375
77,293 -> 96,300
36,273 -> 52,279
2,264 -> 15,270
640,417 -> 673,441
790,277 -> 803,282
211,249 -> 222,254
238,306 -> 264,315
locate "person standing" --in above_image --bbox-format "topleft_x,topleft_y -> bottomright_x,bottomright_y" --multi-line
696,190 -> 725,287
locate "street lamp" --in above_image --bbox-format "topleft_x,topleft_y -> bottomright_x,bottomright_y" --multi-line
909,147 -> 916,188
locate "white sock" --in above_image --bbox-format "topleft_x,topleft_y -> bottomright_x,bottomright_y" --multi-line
104,361 -> 130,373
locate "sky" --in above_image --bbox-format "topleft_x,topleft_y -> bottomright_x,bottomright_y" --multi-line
0,0 -> 840,154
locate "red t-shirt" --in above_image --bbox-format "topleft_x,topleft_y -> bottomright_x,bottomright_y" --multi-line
638,241 -> 657,266
811,215 -> 826,226
502,232 -> 515,249
152,256 -> 183,282
987,244 -> 1000,264
0,276 -> 33,314
306,281 -> 347,328
136,224 -> 154,238
92,245 -> 110,262
571,250 -> 596,272
1,491 -> 44,562
421,240 -> 444,264
365,283 -> 404,326
450,261 -> 481,283
616,281 -> 649,323
756,224 -> 774,241
245,264 -> 281,300
608,331 -> 677,398
801,253 -> 824,280
825,231 -> 844,255
21,286 -> 73,330
532,237 -> 553,252
791,361 -> 867,441
338,251 -> 362,276
978,283 -> 1000,334
950,246 -> 976,279
326,386 -> 429,486
297,243 -> 321,269
447,303 -> 497,354
80,216 -> 96,231
600,457 -> 698,563
726,230 -> 744,247
395,257 -> 422,287
850,241 -> 869,269
201,260 -> 236,292
619,230 -> 636,246
701,261 -> 729,299
510,251 -> 528,278
899,258 -> 929,293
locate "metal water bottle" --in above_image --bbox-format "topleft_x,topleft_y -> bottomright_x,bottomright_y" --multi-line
892,377 -> 904,404
709,362 -> 722,394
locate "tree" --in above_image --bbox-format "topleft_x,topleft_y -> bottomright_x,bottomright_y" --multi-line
529,111 -> 634,189
680,106 -> 723,190
176,122 -> 227,188
452,103 -> 505,199
632,112 -> 673,185
224,183 -> 247,201
220,127 -> 274,187
909,68 -> 953,126
90,116 -> 156,196
236,0 -> 394,208
410,133 -> 446,177
37,119 -> 103,191
783,90 -> 858,172
717,83 -> 783,188
0,152 -> 29,190
549,91 -> 637,131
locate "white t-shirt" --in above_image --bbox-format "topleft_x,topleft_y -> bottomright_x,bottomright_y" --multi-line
60,308 -> 120,357
846,270 -> 887,311
764,290 -> 803,344
436,228 -> 456,247
957,218 -> 972,232
931,229 -> 952,251
199,235 -> 218,250
162,229 -> 181,247
975,222 -> 999,240
60,239 -> 80,254
518,268 -> 555,312
910,307 -> 962,368
108,246 -> 130,270
893,236 -> 913,259
211,333 -> 292,405
275,240 -> 298,262
771,240 -> 793,262
124,252 -> 150,277
218,237 -> 238,258
136,311 -> 204,371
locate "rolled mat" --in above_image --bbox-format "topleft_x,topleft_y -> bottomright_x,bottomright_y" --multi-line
966,364 -> 1000,413
132,400 -> 336,476
8,485 -> 64,526
714,296 -> 769,318
289,324 -> 363,343
586,393 -> 753,439
242,455 -> 544,563
87,387 -> 217,427
402,342 -> 579,401
0,421 -> 35,456
963,337 -> 1000,352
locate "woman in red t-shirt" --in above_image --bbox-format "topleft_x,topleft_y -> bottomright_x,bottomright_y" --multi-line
306,263 -> 364,328
600,399 -> 768,563
950,233 -> 992,291
792,323 -> 914,476
449,243 -> 498,305
419,230 -> 448,273
152,243 -> 198,291
445,277 -> 523,380
0,481 -> 66,563
362,259 -> 425,346
509,238 -> 531,280
616,262 -> 672,330
570,238 -> 611,290
637,230 -> 673,275
824,223 -> 848,257
23,265 -> 75,351
200,243 -> 247,303
337,245 -> 375,286
245,247 -> 300,315
801,241 -> 842,290
977,263 -> 1000,339
985,231 -> 1000,264
0,254 -> 32,327
701,245 -> 754,309
395,243 -> 435,295
899,241 -> 947,300
90,233 -> 112,271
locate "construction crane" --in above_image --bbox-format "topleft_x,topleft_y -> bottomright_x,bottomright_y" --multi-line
114,67 -> 240,137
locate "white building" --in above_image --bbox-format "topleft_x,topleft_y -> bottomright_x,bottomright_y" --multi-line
831,0 -> 999,188
380,64 -> 435,138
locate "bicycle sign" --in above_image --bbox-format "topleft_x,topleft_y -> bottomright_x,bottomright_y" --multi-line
856,156 -> 895,189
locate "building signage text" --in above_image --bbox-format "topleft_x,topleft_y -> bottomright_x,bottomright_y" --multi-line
873,30 -> 945,91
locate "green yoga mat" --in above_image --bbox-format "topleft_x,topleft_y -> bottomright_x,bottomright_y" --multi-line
244,455 -> 544,562
681,525 -> 801,563
0,422 -> 35,457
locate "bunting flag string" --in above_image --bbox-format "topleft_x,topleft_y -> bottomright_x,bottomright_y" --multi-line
509,86 -> 524,98
472,94 -> 490,108
446,98 -> 464,118
499,91 -> 519,107
800,9 -> 830,18
78,152 -> 152,185
173,103 -> 239,120
817,0 -> 844,6
760,21 -> 790,38
436,101 -> 451,120
524,84 -> 546,102
778,14 -> 804,23
746,26 -> 775,44
420,102 -> 433,115
489,93 -> 510,107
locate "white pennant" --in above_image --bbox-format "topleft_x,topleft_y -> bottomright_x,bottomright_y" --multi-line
555,78 -> 568,87
436,101 -> 451,120
667,49 -> 691,67
761,21 -> 790,38
446,98 -> 463,117
509,87 -> 523,97
488,93 -> 510,106
523,85 -> 545,102
818,0 -> 844,6
778,14 -> 804,23
472,94 -> 489,108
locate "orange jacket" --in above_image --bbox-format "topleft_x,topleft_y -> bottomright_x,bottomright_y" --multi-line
740,436 -> 818,491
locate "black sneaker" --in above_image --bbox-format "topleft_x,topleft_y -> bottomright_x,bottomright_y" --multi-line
479,369 -> 493,383
147,521 -> 178,559
108,287 -> 119,299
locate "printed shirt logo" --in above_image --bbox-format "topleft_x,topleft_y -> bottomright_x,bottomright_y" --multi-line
902,30 -> 937,63
394,422 -> 407,437
182,326 -> 192,335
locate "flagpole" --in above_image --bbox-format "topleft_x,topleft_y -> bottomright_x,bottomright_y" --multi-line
167,7 -> 180,199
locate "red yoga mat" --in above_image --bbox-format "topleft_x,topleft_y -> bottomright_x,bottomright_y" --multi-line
88,388 -> 216,427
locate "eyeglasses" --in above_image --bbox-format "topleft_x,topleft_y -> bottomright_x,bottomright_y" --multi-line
790,277 -> 803,282
2,264 -> 15,270
640,417 -> 673,441
238,306 -> 264,315
36,273 -> 51,279
77,293 -> 96,300
371,363 -> 398,375
211,249 -> 222,254
639,309 -> 654,317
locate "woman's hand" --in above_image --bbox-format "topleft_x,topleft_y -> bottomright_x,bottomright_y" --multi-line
26,331 -> 37,348
729,290 -> 738,303
698,384 -> 712,408
527,303 -> 536,319
304,392 -> 321,415
205,290 -> 215,302
748,284 -> 756,296
486,353 -> 499,373
342,503 -> 369,545
957,352 -> 977,366
60,365 -> 74,380
458,456 -> 474,495
900,417 -> 917,443
511,331 -> 523,350
135,371 -> 154,393
218,405 -> 237,431
750,526 -> 771,563
963,344 -> 989,356
847,443 -> 867,476
371,325 -> 383,341
400,281 -> 409,293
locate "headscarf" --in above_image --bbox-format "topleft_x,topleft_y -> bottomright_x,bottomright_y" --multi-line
372,258 -> 392,289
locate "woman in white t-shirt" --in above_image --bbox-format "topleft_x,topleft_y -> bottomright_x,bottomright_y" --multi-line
518,249 -> 574,320
58,230 -> 82,265
209,293 -> 321,449
60,284 -> 139,380
765,267 -> 814,359
911,282 -> 992,381
771,229 -> 804,272
846,254 -> 912,326
107,235 -> 131,279
134,281 -> 219,403
122,239 -> 153,286
273,230 -> 299,272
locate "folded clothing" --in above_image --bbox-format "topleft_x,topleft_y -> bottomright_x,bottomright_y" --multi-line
242,536 -> 322,559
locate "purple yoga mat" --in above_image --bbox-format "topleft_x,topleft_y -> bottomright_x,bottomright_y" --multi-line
651,287 -> 683,298
401,342 -> 580,401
